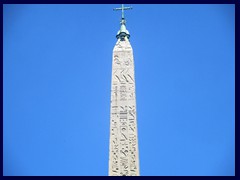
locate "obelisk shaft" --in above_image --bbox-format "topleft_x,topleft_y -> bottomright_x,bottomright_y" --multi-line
108,38 -> 140,176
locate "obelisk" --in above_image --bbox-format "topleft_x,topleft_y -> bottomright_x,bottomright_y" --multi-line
108,5 -> 140,176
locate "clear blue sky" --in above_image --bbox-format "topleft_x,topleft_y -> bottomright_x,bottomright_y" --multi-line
3,4 -> 235,176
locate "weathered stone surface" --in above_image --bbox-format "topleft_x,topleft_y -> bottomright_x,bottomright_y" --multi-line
109,38 -> 140,176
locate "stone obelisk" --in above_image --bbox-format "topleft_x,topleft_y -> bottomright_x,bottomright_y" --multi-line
108,5 -> 140,176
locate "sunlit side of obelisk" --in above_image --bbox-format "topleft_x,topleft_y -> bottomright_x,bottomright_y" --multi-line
108,5 -> 140,176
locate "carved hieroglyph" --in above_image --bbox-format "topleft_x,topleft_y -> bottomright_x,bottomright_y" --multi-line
108,38 -> 140,176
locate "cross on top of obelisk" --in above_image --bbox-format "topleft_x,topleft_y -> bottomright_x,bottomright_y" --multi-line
113,4 -> 132,19
113,4 -> 132,40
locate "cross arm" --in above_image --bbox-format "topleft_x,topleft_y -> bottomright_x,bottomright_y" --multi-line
113,7 -> 133,11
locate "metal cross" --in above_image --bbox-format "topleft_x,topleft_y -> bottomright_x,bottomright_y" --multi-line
113,4 -> 132,19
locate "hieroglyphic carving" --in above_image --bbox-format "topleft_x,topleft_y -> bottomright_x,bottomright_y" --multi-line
112,69 -> 134,85
120,85 -> 127,101
109,39 -> 139,176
